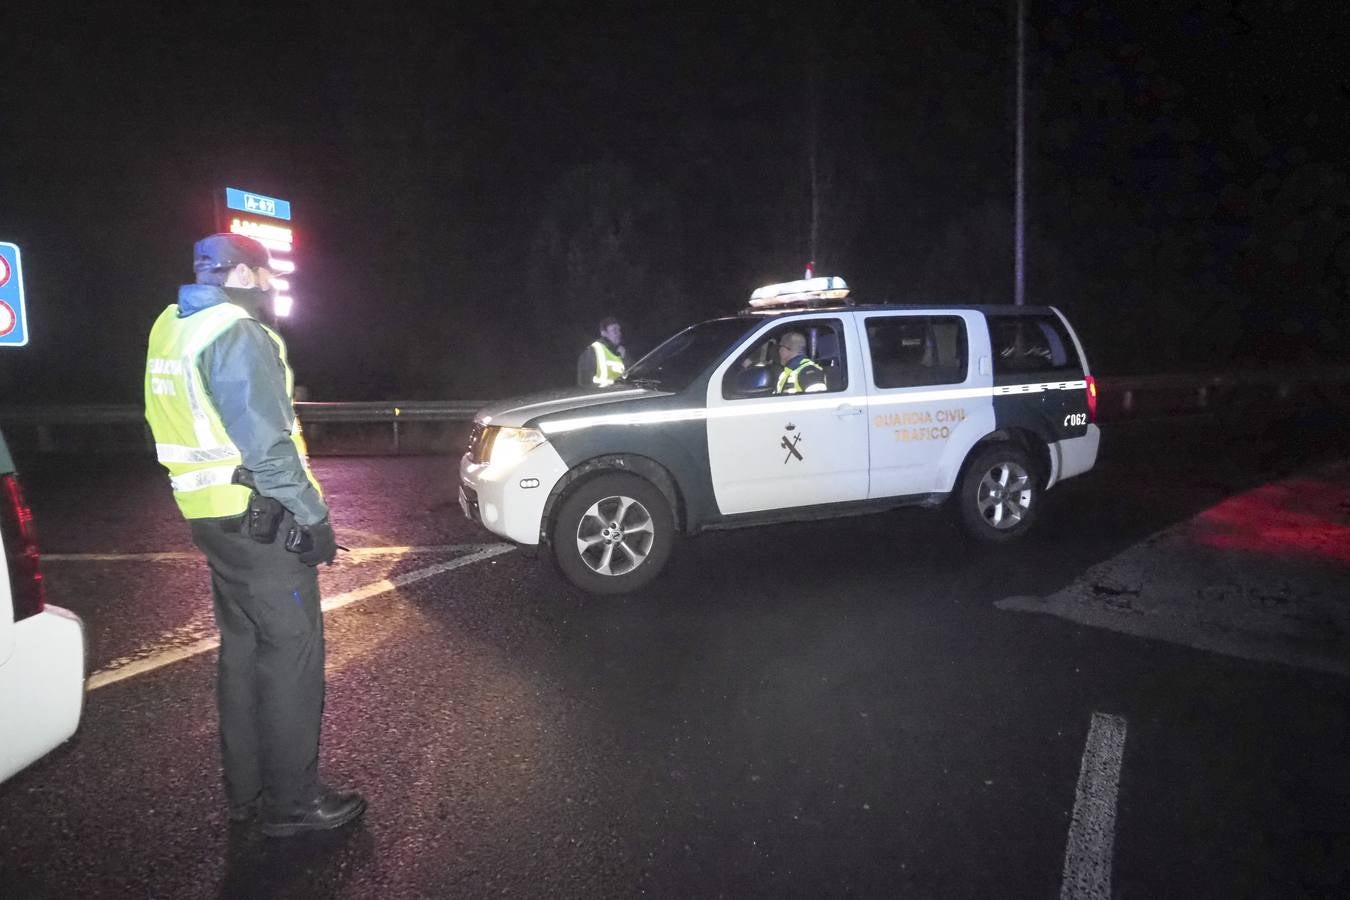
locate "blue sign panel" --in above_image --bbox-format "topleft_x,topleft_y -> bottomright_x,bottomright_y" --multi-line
224,187 -> 292,221
0,242 -> 28,347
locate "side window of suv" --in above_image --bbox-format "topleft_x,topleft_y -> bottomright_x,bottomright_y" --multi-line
988,314 -> 1081,377
722,319 -> 848,398
866,316 -> 968,388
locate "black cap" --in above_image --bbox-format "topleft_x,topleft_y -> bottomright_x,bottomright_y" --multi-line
193,233 -> 274,275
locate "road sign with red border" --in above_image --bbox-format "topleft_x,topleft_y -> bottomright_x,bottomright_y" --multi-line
0,242 -> 28,347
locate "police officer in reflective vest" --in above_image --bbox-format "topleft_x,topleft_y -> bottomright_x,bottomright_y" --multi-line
144,233 -> 365,837
775,331 -> 827,394
577,315 -> 628,388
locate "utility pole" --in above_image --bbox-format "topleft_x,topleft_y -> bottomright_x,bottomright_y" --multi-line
808,36 -> 821,271
1014,0 -> 1026,305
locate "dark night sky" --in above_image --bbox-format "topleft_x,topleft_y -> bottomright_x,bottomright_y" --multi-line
2,0 -> 1347,402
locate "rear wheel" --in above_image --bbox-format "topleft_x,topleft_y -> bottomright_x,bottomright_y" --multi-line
958,444 -> 1040,542
551,473 -> 674,595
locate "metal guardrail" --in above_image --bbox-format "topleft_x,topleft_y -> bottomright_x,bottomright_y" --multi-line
0,401 -> 490,455
1096,366 -> 1350,417
0,400 -> 490,425
2,366 -> 1348,453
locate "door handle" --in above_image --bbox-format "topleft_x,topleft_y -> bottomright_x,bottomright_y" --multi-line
835,404 -> 864,417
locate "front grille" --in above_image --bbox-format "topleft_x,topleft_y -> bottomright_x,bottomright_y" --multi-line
467,423 -> 497,464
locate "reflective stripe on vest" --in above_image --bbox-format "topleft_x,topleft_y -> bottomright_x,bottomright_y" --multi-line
169,465 -> 241,493
145,303 -> 318,519
775,357 -> 825,394
591,341 -> 625,387
154,442 -> 241,464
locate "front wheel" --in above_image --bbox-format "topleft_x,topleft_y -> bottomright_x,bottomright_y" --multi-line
551,473 -> 674,595
957,444 -> 1040,542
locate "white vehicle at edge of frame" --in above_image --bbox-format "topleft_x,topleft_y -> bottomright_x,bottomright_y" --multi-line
0,428 -> 86,784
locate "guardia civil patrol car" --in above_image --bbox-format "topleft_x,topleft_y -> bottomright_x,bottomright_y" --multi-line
460,277 -> 1100,595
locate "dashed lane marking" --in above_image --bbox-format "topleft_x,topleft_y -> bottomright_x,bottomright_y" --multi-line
47,544 -> 501,563
1060,712 -> 1127,900
85,543 -> 514,691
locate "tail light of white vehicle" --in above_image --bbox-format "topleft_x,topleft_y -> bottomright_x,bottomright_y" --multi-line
1086,375 -> 1098,423
1,472 -> 45,621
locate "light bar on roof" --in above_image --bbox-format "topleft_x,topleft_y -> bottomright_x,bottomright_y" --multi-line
749,275 -> 850,308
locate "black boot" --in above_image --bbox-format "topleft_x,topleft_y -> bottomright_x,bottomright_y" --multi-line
228,795 -> 262,824
262,790 -> 367,838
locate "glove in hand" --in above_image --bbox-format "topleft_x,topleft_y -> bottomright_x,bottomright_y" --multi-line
292,518 -> 338,566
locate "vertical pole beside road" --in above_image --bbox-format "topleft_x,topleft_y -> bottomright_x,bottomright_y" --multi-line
1014,0 -> 1026,306
1060,712 -> 1128,900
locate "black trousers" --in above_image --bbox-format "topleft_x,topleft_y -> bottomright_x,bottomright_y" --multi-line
190,514 -> 325,814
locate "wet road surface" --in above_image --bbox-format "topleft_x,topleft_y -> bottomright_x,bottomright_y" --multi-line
1,416 -> 1347,898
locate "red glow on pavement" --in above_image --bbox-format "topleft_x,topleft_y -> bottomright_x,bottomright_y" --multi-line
1192,476 -> 1350,565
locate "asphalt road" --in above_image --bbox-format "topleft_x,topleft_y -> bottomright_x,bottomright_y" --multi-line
1,415 -> 1347,899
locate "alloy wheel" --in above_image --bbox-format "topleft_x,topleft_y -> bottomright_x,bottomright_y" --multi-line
574,494 -> 656,576
976,460 -> 1033,530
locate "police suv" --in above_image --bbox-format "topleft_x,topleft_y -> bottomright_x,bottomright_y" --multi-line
460,277 -> 1100,595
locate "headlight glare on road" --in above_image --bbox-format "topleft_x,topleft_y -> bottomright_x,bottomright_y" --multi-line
487,427 -> 547,469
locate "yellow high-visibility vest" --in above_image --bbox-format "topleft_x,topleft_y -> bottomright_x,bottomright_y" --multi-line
775,357 -> 825,394
590,341 -> 625,387
144,303 -> 318,519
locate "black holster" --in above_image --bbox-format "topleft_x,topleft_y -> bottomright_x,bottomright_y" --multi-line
284,523 -> 313,554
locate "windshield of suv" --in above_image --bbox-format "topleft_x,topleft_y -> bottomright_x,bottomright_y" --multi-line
622,318 -> 755,393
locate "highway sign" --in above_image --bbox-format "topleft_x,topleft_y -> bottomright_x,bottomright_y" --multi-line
224,187 -> 292,221
0,242 -> 29,347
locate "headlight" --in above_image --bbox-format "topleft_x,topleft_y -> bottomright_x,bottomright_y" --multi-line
486,426 -> 547,469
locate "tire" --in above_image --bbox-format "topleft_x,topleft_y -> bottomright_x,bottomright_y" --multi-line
551,473 -> 674,595
957,444 -> 1040,542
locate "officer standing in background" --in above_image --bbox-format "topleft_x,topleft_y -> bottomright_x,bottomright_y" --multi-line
144,233 -> 365,837
774,331 -> 827,394
577,315 -> 628,388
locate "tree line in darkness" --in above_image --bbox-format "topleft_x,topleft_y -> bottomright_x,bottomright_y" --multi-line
0,0 -> 1344,402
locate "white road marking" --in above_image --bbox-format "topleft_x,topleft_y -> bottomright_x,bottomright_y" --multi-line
47,544 -> 500,563
85,543 -> 514,691
1060,712 -> 1128,900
